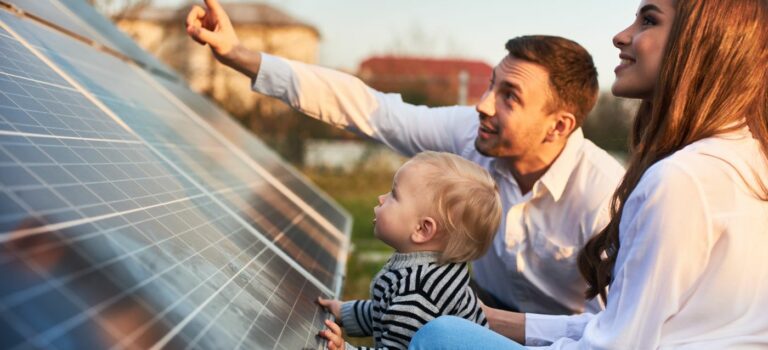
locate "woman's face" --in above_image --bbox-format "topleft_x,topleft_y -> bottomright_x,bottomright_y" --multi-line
611,0 -> 676,100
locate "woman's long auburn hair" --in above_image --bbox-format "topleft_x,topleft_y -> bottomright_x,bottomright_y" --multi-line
577,0 -> 768,302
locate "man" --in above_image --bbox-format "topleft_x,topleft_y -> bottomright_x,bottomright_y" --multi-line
186,0 -> 624,315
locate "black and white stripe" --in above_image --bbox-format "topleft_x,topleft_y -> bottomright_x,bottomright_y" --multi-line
341,252 -> 487,350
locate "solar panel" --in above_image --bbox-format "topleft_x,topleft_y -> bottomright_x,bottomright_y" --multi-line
3,0 -> 180,80
0,4 -> 350,349
2,9 -> 347,288
152,77 -> 351,235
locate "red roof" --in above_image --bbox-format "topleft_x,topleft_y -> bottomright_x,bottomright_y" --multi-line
360,56 -> 492,77
358,56 -> 493,105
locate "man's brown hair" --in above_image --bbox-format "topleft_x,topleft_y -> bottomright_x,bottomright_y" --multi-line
505,35 -> 599,128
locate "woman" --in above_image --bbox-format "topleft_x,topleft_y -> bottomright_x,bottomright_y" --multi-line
409,0 -> 768,348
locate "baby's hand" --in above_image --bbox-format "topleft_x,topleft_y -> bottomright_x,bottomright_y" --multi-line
317,297 -> 343,321
319,319 -> 346,350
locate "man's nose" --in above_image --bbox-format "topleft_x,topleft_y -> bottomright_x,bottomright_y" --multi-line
476,90 -> 495,117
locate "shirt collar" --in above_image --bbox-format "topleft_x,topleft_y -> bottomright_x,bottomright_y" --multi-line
386,251 -> 441,269
537,128 -> 585,202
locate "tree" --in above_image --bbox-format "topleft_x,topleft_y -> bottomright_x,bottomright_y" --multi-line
583,92 -> 638,155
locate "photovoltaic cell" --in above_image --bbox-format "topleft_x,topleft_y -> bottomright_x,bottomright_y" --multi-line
2,195 -> 330,349
155,77 -> 351,233
215,184 -> 341,287
3,0 -> 180,80
0,4 -> 350,349
0,10 -> 345,288
0,27 -> 68,86
55,0 -> 181,80
2,0 -> 106,44
0,135 -> 198,232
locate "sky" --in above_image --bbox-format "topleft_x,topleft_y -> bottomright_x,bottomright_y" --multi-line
162,0 -> 642,90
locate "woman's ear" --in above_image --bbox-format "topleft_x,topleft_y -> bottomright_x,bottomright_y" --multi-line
411,217 -> 438,244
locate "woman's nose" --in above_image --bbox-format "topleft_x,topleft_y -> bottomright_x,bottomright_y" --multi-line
613,26 -> 632,49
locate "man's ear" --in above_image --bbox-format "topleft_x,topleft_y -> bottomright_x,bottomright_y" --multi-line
411,217 -> 438,244
545,111 -> 576,142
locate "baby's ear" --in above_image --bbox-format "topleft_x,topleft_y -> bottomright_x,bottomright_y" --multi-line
411,217 -> 438,244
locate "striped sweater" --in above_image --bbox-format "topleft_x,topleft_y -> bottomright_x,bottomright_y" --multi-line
340,251 -> 487,350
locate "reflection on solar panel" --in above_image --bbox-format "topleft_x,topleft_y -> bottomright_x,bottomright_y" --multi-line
0,2 -> 350,349
3,0 -> 180,79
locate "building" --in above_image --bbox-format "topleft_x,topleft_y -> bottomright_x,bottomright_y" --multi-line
358,56 -> 492,106
115,3 -> 320,116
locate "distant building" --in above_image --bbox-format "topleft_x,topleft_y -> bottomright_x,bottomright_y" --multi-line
358,56 -> 492,106
115,3 -> 320,116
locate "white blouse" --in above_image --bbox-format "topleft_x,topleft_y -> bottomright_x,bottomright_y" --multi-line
526,127 -> 768,349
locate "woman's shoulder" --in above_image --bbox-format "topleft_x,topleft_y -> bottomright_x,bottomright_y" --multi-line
639,130 -> 765,200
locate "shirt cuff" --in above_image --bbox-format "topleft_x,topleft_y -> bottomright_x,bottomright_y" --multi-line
341,301 -> 367,337
251,53 -> 292,99
525,312 -> 594,346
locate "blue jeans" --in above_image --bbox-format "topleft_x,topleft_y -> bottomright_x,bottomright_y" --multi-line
409,316 -> 527,349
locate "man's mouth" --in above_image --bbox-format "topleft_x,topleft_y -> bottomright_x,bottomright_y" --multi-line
478,124 -> 498,139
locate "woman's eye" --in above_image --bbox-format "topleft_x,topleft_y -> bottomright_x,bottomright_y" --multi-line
642,16 -> 656,26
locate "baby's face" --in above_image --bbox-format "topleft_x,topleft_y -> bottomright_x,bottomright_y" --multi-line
373,161 -> 434,251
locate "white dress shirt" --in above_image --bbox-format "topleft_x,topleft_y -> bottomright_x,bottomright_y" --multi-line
525,127 -> 768,349
252,54 -> 625,314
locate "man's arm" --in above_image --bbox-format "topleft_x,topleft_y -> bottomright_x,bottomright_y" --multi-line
185,0 -> 262,80
253,54 -> 476,157
187,0 -> 477,157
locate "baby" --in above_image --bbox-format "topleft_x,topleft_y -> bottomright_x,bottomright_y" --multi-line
318,151 -> 502,350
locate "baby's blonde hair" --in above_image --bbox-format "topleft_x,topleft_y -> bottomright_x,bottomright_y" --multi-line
409,151 -> 502,264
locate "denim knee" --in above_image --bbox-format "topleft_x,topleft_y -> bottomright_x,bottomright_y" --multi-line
410,316 -> 464,349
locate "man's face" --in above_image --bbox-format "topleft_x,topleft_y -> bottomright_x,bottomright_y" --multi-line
474,56 -> 556,160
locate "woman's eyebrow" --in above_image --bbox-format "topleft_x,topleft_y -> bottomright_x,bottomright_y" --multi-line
638,4 -> 663,15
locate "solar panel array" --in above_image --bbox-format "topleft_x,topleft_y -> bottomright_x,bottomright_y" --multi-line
0,1 -> 351,349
